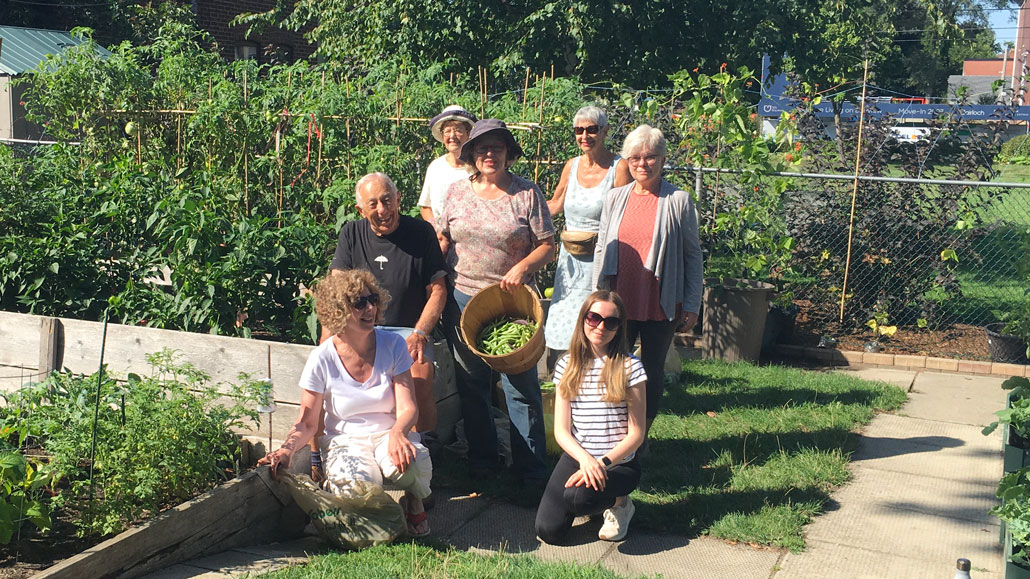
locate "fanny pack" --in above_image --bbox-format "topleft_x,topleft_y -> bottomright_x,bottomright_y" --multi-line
561,230 -> 598,256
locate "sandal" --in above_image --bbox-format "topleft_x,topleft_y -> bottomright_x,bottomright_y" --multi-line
400,495 -> 431,538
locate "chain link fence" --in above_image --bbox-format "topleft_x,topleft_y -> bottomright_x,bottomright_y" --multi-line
686,166 -> 1030,359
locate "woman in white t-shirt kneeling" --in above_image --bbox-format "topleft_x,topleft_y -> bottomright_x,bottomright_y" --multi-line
535,290 -> 646,544
259,270 -> 432,537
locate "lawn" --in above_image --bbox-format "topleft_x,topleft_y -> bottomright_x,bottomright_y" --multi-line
261,544 -> 628,578
263,359 -> 906,578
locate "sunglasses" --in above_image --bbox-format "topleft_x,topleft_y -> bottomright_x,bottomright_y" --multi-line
584,311 -> 620,331
352,293 -> 380,310
573,125 -> 601,136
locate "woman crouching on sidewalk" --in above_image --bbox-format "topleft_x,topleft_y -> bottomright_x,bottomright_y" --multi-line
535,290 -> 646,543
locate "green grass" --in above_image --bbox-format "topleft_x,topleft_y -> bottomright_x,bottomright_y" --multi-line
431,360 -> 906,553
634,360 -> 906,551
263,360 -> 906,577
259,543 -> 633,578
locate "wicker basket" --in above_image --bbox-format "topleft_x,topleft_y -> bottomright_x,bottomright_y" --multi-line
460,283 -> 546,375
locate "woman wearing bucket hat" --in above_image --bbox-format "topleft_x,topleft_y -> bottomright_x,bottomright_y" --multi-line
437,118 -> 555,484
418,105 -> 477,228
592,124 -> 703,437
544,106 -> 631,357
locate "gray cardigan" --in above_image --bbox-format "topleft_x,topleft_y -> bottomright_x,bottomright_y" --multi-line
591,179 -> 704,319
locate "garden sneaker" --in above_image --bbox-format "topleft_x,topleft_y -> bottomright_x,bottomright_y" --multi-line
598,497 -> 635,541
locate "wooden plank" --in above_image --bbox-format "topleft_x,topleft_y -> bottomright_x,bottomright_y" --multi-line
267,342 -> 312,404
36,468 -> 306,579
58,317 -> 269,386
38,317 -> 60,376
0,311 -> 42,367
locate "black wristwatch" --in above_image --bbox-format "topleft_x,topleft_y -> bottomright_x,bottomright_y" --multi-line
602,456 -> 612,468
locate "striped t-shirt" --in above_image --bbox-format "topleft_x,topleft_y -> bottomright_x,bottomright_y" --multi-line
553,354 -> 647,460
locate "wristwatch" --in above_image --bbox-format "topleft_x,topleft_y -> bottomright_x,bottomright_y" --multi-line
601,456 -> 612,468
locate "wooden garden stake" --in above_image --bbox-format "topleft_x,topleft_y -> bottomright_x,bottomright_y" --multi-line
243,72 -> 250,215
534,75 -> 547,181
346,76 -> 352,180
839,58 -> 871,324
136,122 -> 142,166
316,72 -> 325,186
522,68 -> 531,119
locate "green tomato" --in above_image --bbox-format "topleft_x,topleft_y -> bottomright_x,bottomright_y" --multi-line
544,287 -> 554,298
124,121 -> 138,137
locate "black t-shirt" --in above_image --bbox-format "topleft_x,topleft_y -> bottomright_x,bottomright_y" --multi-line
329,215 -> 447,328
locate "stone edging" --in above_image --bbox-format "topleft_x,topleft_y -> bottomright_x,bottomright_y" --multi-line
773,344 -> 1030,377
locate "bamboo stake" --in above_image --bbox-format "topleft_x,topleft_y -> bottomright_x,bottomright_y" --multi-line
522,68 -> 531,120
550,64 -> 555,81
346,76 -> 352,180
395,71 -> 402,128
839,58 -> 871,324
534,75 -> 547,181
175,103 -> 182,168
243,70 -> 250,215
316,71 -> 325,186
136,122 -> 142,166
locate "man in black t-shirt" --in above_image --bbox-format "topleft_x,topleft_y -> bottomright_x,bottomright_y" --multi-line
310,173 -> 448,482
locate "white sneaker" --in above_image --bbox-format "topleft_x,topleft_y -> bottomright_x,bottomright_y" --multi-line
598,497 -> 635,541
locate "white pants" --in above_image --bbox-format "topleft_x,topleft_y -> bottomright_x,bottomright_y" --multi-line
321,430 -> 432,500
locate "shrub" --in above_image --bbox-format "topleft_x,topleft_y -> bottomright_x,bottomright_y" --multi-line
0,349 -> 261,536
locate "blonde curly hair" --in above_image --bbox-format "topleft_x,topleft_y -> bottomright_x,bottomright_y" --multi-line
313,270 -> 391,335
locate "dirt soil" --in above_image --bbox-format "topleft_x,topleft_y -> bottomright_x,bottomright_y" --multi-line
789,321 -> 991,360
0,510 -> 103,579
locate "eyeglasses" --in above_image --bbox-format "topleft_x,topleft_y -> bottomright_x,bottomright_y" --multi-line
584,311 -> 620,331
573,125 -> 601,136
474,144 -> 506,155
442,126 -> 468,137
627,154 -> 660,166
352,293 -> 380,310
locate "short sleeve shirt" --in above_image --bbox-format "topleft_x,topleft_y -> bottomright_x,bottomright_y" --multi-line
330,215 -> 447,328
437,175 -> 555,296
418,155 -> 471,216
299,329 -> 414,437
553,354 -> 647,459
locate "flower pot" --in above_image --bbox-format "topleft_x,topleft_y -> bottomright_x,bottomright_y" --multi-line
987,322 -> 1029,364
761,303 -> 798,353
702,278 -> 776,363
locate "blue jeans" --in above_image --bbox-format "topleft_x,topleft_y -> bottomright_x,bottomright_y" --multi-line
443,289 -> 547,481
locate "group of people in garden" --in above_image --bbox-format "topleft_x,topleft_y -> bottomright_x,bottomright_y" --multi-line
259,103 -> 704,545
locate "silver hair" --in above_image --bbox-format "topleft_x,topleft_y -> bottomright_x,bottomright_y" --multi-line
573,105 -> 608,128
354,172 -> 398,203
620,124 -> 667,158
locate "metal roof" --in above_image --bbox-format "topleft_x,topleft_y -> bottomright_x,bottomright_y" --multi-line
0,25 -> 111,75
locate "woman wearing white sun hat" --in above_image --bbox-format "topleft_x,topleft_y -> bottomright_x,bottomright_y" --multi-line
419,106 -> 478,249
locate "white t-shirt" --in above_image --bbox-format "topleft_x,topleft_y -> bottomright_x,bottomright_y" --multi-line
553,354 -> 647,459
299,329 -> 414,437
418,155 -> 470,216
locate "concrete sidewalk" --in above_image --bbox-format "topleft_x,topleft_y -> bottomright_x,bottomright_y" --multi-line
151,367 -> 1008,579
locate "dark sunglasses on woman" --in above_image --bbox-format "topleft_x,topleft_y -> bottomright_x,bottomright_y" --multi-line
352,294 -> 380,310
573,125 -> 601,136
584,310 -> 620,331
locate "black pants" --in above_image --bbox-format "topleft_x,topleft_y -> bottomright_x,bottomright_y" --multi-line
534,452 -> 641,544
626,319 -> 678,422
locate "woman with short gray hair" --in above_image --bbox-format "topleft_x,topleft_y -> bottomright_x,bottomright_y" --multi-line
544,106 -> 630,354
592,124 -> 703,436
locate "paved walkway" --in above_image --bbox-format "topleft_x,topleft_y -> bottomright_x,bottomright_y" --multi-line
150,367 -> 1007,579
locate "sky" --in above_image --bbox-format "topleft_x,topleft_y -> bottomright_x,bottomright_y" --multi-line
991,6 -> 1020,46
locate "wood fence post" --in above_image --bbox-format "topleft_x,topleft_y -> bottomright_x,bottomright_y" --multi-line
38,317 -> 61,376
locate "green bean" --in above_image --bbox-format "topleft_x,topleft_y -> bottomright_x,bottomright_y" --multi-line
478,317 -> 538,355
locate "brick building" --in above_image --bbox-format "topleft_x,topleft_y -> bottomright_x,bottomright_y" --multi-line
190,0 -> 315,64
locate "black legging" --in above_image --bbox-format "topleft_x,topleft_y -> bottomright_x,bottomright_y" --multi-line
625,319 -> 678,423
534,452 -> 641,544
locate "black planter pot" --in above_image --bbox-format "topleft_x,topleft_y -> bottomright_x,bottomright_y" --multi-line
987,323 -> 1029,364
761,304 -> 798,353
702,278 -> 776,363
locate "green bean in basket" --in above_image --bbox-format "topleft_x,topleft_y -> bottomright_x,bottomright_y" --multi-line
477,317 -> 538,355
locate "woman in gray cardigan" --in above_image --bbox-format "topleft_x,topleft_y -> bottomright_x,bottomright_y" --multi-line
592,124 -> 703,432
